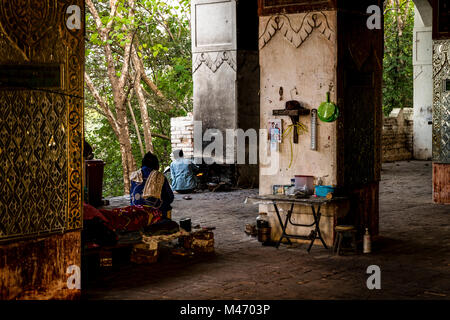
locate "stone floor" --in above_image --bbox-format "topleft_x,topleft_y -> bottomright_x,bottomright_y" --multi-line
83,161 -> 449,300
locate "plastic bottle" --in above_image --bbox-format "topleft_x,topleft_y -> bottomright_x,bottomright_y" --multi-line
363,228 -> 371,254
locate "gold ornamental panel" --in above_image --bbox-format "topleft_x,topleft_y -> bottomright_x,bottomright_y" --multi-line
0,0 -> 84,242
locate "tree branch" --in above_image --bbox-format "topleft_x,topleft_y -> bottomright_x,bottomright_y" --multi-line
85,71 -> 120,136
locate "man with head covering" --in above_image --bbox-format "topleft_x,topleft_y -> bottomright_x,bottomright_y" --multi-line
130,152 -> 174,218
170,149 -> 198,194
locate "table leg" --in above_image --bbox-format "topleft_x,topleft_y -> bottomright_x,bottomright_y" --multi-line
310,205 -> 328,251
274,202 -> 292,248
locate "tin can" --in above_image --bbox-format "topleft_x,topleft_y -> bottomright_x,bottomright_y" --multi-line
180,218 -> 192,232
258,227 -> 271,243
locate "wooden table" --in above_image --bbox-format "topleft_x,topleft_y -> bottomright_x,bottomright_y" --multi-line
246,195 -> 348,252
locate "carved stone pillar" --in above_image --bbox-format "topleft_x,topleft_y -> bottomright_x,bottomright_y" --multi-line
432,0 -> 450,204
191,0 -> 260,186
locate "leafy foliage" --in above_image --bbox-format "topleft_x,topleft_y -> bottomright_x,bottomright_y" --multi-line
85,0 -> 192,197
383,0 -> 415,116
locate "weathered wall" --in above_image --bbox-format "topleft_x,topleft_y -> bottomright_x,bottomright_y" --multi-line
258,11 -> 338,244
432,40 -> 450,164
191,0 -> 260,186
259,11 -> 338,193
0,0 -> 84,299
0,232 -> 81,300
192,0 -> 238,157
171,114 -> 194,159
382,109 -> 414,162
413,5 -> 433,160
258,0 -> 383,244
432,39 -> 450,204
335,0 -> 384,237
433,163 -> 450,204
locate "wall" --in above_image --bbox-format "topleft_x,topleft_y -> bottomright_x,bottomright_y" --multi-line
382,109 -> 414,162
0,0 -> 84,299
432,39 -> 450,203
191,0 -> 260,186
259,12 -> 338,192
0,232 -> 81,300
413,6 -> 433,160
171,114 -> 194,160
258,0 -> 383,244
258,11 -> 339,245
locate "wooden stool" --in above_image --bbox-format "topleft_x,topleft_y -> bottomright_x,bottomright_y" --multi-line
333,225 -> 357,255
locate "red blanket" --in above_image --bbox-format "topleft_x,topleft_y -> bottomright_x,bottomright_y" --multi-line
84,203 -> 163,232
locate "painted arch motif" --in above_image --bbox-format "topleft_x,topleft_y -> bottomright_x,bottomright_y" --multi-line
259,12 -> 334,50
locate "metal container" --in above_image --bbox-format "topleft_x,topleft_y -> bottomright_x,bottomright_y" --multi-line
258,227 -> 271,243
311,109 -> 317,150
85,159 -> 105,207
180,218 -> 192,232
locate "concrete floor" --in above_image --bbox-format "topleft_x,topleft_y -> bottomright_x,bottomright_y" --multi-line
83,161 -> 449,300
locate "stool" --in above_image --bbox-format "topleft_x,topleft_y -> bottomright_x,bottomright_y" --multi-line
333,225 -> 357,255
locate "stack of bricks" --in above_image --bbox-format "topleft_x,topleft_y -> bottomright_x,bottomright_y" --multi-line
171,113 -> 194,159
179,230 -> 215,253
130,240 -> 159,265
382,112 -> 414,162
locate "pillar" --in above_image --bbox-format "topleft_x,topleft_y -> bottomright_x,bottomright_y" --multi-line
0,1 -> 85,299
431,0 -> 450,204
413,5 -> 433,160
258,0 -> 383,245
191,0 -> 260,186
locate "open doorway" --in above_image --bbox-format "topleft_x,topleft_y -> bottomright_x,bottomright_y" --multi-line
82,0 -> 261,290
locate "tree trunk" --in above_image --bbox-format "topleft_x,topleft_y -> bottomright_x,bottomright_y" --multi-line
116,108 -> 137,193
134,73 -> 154,154
132,51 -> 154,153
128,92 -> 145,157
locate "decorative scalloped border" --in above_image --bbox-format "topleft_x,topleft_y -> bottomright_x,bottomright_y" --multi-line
259,12 -> 334,50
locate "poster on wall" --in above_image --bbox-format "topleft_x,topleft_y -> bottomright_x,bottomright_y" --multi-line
268,119 -> 282,151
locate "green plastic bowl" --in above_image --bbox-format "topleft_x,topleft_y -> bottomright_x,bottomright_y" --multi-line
318,92 -> 339,123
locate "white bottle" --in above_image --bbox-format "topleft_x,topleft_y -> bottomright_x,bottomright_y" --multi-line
363,228 -> 371,254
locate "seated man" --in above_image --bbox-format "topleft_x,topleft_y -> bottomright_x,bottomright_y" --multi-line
170,149 -> 198,194
130,152 -> 174,219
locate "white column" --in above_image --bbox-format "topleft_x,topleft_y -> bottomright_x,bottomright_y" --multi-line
413,6 -> 433,159
191,0 -> 237,163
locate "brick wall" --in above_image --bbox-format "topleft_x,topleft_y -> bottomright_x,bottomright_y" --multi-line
172,112 -> 414,164
382,109 -> 414,162
170,114 -> 194,159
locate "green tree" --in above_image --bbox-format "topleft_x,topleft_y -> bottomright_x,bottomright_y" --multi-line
85,0 -> 192,197
383,0 -> 415,116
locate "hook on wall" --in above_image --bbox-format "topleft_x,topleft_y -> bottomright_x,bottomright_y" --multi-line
290,87 -> 298,100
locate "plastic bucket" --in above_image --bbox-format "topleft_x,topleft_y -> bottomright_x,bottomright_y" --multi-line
315,185 -> 335,197
85,160 -> 105,207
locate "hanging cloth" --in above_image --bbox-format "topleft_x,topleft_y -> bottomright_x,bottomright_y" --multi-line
143,170 -> 165,200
